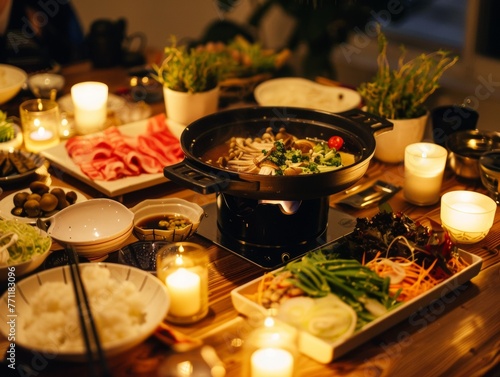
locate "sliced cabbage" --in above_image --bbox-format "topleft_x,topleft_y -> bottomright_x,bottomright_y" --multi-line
277,294 -> 357,343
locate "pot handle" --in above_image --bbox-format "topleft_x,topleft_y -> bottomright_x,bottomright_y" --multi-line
337,109 -> 393,135
164,160 -> 259,195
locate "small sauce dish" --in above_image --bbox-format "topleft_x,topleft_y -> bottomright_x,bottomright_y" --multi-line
28,73 -> 65,99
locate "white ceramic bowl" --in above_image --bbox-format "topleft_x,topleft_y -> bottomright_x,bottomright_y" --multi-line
131,198 -> 205,242
0,64 -> 27,104
28,73 -> 65,99
44,198 -> 133,244
0,223 -> 52,281
69,226 -> 133,261
0,263 -> 170,361
254,77 -> 362,113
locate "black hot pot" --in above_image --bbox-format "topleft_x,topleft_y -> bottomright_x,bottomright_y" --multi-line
164,107 -> 392,248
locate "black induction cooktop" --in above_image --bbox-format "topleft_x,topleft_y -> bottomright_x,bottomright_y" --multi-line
196,202 -> 356,270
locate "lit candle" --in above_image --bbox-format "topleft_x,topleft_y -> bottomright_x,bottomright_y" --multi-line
30,123 -> 53,141
71,81 -> 108,134
251,347 -> 294,377
403,142 -> 448,206
20,99 -> 60,152
165,266 -> 201,317
157,242 -> 209,323
440,190 -> 497,243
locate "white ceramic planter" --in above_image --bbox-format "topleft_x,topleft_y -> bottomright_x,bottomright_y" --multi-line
374,112 -> 429,164
163,86 -> 220,126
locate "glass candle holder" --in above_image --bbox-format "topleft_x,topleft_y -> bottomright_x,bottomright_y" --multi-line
243,313 -> 298,377
404,142 -> 448,206
59,112 -> 76,139
441,190 -> 497,244
19,99 -> 61,152
156,242 -> 209,324
71,81 -> 108,134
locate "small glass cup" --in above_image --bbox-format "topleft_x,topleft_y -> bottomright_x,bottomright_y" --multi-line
440,190 -> 497,244
479,150 -> 500,204
243,312 -> 298,377
156,242 -> 209,324
19,99 -> 61,152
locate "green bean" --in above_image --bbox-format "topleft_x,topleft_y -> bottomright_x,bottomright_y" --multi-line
285,277 -> 322,297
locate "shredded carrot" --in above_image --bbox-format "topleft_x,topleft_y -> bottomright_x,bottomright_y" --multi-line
447,256 -> 469,274
366,256 -> 445,302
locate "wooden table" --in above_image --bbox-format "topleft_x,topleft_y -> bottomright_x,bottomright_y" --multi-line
1,63 -> 499,377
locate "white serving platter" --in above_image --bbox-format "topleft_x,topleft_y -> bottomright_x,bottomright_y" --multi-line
254,77 -> 362,113
231,248 -> 483,364
41,118 -> 178,198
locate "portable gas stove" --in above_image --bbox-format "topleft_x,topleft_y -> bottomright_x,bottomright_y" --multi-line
197,199 -> 356,270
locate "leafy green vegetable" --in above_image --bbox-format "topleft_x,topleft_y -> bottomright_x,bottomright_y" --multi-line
0,111 -> 15,143
263,140 -> 342,175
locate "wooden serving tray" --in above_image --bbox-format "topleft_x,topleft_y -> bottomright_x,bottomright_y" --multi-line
231,248 -> 483,364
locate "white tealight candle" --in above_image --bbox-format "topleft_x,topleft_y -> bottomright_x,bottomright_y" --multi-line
71,81 -> 108,134
30,126 -> 53,141
20,99 -> 61,152
404,142 -> 448,206
251,347 -> 294,377
165,267 -> 201,317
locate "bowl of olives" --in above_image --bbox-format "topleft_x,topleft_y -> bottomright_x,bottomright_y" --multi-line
131,198 -> 205,242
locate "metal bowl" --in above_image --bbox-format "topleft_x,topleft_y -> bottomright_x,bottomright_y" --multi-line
446,129 -> 500,179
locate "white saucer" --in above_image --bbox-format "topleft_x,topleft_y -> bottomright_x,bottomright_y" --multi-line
58,93 -> 126,114
254,77 -> 362,113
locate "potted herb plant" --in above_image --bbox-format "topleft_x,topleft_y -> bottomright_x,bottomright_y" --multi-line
153,37 -> 231,126
357,26 -> 458,163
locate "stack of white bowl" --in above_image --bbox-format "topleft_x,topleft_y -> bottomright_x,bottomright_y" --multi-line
43,198 -> 134,261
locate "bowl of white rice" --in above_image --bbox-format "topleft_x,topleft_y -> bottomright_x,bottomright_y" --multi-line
0,263 -> 170,361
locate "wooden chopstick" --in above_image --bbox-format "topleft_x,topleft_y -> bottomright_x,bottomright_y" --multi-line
66,247 -> 111,377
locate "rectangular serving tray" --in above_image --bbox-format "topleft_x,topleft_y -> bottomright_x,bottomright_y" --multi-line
41,118 -> 175,198
231,248 -> 483,364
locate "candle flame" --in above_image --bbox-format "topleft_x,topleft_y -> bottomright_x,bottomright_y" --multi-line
175,254 -> 184,266
34,118 -> 41,127
264,316 -> 275,328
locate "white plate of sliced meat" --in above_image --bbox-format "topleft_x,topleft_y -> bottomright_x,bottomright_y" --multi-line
41,114 -> 184,197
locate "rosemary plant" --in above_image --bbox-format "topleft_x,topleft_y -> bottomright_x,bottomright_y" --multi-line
357,26 -> 459,120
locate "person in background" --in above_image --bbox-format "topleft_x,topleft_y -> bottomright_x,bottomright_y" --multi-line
0,0 -> 85,72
